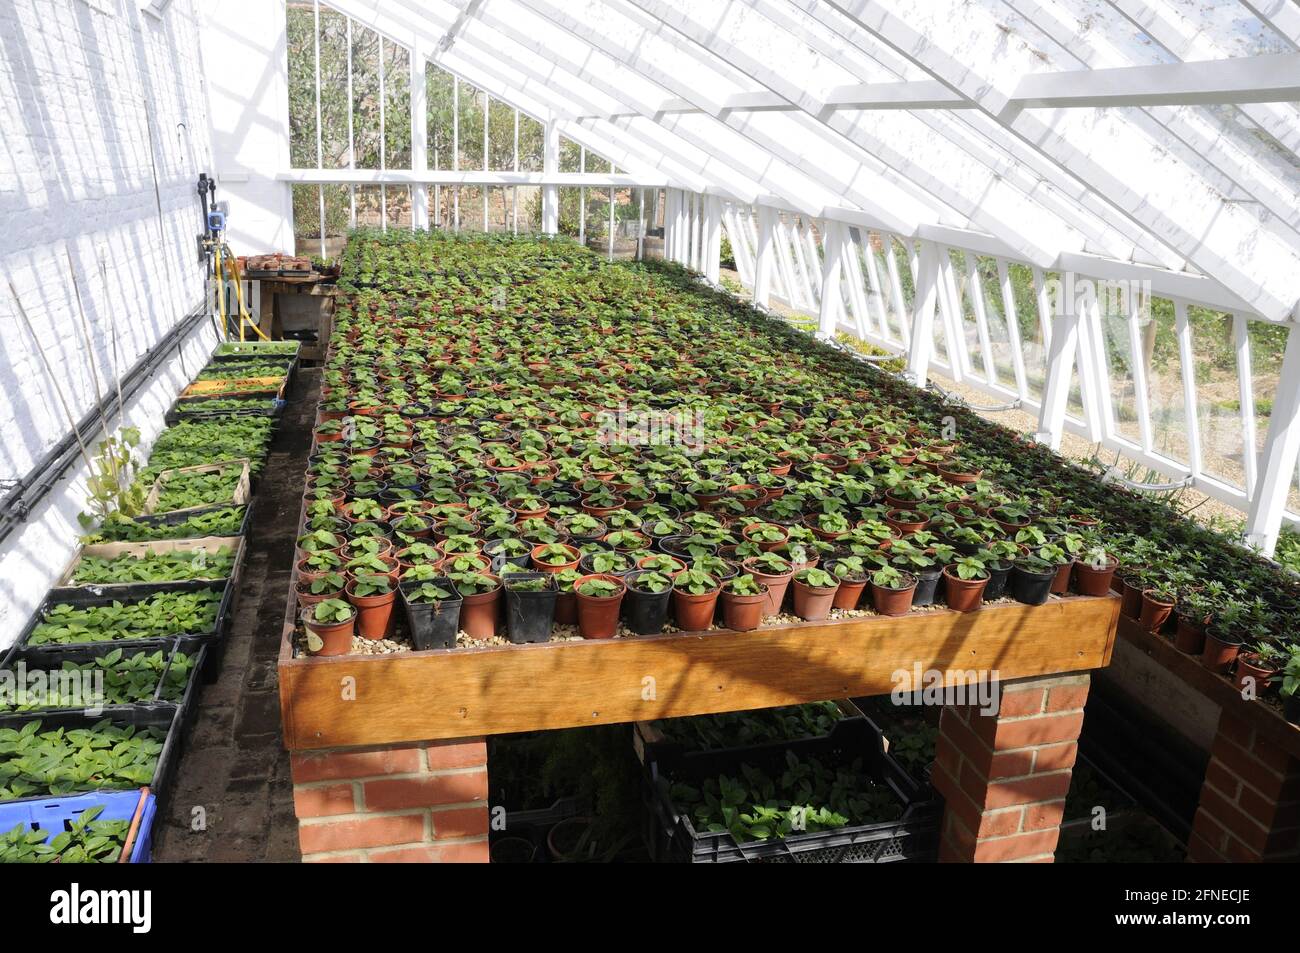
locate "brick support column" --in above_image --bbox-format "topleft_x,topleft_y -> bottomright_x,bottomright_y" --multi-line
1188,710 -> 1300,863
933,673 -> 1089,863
291,737 -> 489,863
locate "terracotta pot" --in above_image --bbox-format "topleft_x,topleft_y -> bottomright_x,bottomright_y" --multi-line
870,577 -> 917,617
303,611 -> 355,657
720,588 -> 766,632
459,579 -> 503,640
573,573 -> 625,639
831,576 -> 868,610
791,578 -> 838,621
1233,654 -> 1277,695
1049,559 -> 1074,596
1201,628 -> 1242,674
742,559 -> 792,616
1173,616 -> 1206,655
531,543 -> 581,574
1138,590 -> 1175,633
346,581 -> 398,640
1118,577 -> 1143,619
741,524 -> 788,552
672,586 -> 720,632
942,567 -> 989,613
1073,555 -> 1118,597
884,510 -> 928,536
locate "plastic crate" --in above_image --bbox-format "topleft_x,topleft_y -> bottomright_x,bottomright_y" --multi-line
645,719 -> 941,864
0,705 -> 182,809
165,395 -> 285,426
0,790 -> 157,863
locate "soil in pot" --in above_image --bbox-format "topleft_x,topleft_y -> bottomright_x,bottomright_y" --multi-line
622,570 -> 673,635
720,587 -> 766,632
1201,627 -> 1242,675
504,573 -> 557,644
942,567 -> 988,613
574,574 -> 626,639
1138,590 -> 1175,634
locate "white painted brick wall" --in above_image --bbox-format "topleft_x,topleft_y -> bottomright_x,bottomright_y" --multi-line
0,0 -> 222,648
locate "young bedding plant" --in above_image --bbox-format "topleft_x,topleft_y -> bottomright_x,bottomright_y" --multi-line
296,229 -> 1300,717
27,590 -> 223,646
0,720 -> 167,800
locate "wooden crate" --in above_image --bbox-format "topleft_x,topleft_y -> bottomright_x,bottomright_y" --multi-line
55,536 -> 246,588
144,461 -> 251,516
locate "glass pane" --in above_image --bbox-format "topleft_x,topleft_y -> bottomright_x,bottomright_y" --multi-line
612,187 -> 636,258
949,249 -> 985,381
1143,295 -> 1191,464
585,187 -> 610,251
322,184 -> 349,258
351,25 -> 381,170
430,183 -> 453,230
558,187 -> 581,237
559,137 -> 582,173
1006,262 -> 1044,398
292,184 -> 320,257
487,99 -> 515,171
354,185 -> 383,229
458,81 -> 485,170
972,256 -> 1016,385
383,41 -> 411,169
427,64 -> 456,172
386,185 -> 412,229
318,6 -> 349,169
286,2 -> 317,168
1096,284 -> 1142,445
1188,307 -> 1245,489
584,150 -> 611,174
459,186 -> 485,231
518,112 -> 544,173
486,186 -> 511,232
516,185 -> 542,232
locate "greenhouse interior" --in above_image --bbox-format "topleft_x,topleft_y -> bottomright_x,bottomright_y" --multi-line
1,0 -> 1299,885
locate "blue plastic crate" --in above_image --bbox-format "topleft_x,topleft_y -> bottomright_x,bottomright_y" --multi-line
0,790 -> 156,863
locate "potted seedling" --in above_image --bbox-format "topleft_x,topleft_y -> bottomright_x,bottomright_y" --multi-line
1280,646 -> 1300,725
742,551 -> 794,616
791,567 -> 840,621
1074,544 -> 1118,596
503,572 -> 557,644
636,552 -> 686,576
297,570 -> 346,611
1234,641 -> 1283,696
558,513 -> 608,543
579,549 -> 633,577
297,548 -> 343,583
449,572 -> 503,640
573,574 -> 626,639
303,598 -> 356,657
978,539 -> 1020,601
623,569 -> 675,635
740,521 -> 789,552
531,542 -> 581,573
1009,553 -> 1056,606
1201,600 -> 1246,673
346,571 -> 398,640
1139,585 -> 1177,635
943,554 -> 990,613
553,567 -> 582,625
672,568 -> 721,632
719,573 -> 767,632
400,577 -> 462,650
868,563 -> 917,617
1037,542 -> 1075,596
483,536 -> 532,571
827,556 -> 870,611
887,541 -> 944,607
885,508 -> 928,536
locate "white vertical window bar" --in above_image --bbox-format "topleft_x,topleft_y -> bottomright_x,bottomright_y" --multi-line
725,206 -> 752,286
1030,266 -> 1054,353
1233,313 -> 1259,495
1072,282 -> 1110,442
452,77 -> 459,232
963,252 -> 998,386
378,37 -> 387,232
860,233 -> 889,342
579,147 -> 586,248
313,0 -> 325,258
773,217 -> 800,310
995,259 -> 1029,401
1125,286 -> 1155,454
936,249 -> 966,380
346,18 -> 355,230
803,221 -> 823,307
608,187 -> 615,261
481,92 -> 488,232
637,189 -> 645,261
789,217 -> 813,308
1174,301 -> 1204,482
884,235 -> 910,342
841,229 -> 872,342
512,109 -> 519,235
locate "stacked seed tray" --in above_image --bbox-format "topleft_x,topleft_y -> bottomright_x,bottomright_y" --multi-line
634,701 -> 942,863
0,339 -> 294,863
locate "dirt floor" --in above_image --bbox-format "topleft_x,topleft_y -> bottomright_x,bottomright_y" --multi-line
151,369 -> 320,862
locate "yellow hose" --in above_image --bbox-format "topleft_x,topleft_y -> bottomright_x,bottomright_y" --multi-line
225,247 -> 269,341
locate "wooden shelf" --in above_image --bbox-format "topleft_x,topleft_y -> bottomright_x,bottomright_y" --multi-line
1117,615 -> 1300,759
278,595 -> 1120,750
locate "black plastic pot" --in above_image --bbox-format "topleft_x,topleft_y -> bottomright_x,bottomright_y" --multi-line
623,570 -> 673,635
660,535 -> 717,559
984,562 -> 1012,601
1009,564 -> 1054,606
504,573 -> 557,644
400,577 -> 462,650
484,539 -> 532,572
911,567 -> 943,607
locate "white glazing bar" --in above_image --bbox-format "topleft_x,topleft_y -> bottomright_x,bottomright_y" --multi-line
347,18 -> 355,230
803,221 -> 823,308
905,241 -> 942,386
936,249 -> 966,382
860,234 -> 890,342
964,251 -> 998,386
1031,265 -> 1054,352
313,0 -> 325,257
1243,327 -> 1300,555
482,92 -> 489,232
995,259 -> 1029,401
817,222 -> 846,338
1072,287 -> 1109,442
452,76 -> 458,231
1174,300 -> 1204,480
884,236 -> 910,342
541,122 -> 558,235
774,218 -> 802,310
1036,307 -> 1082,450
1126,288 -> 1155,453
1234,313 -> 1259,496
789,218 -> 815,309
636,188 -> 645,260
608,186 -> 615,261
579,147 -> 585,248
512,109 -> 519,235
410,40 -> 428,231
724,206 -> 753,286
703,194 -> 722,283
379,37 -> 387,232
753,204 -> 776,307
841,230 -> 872,341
